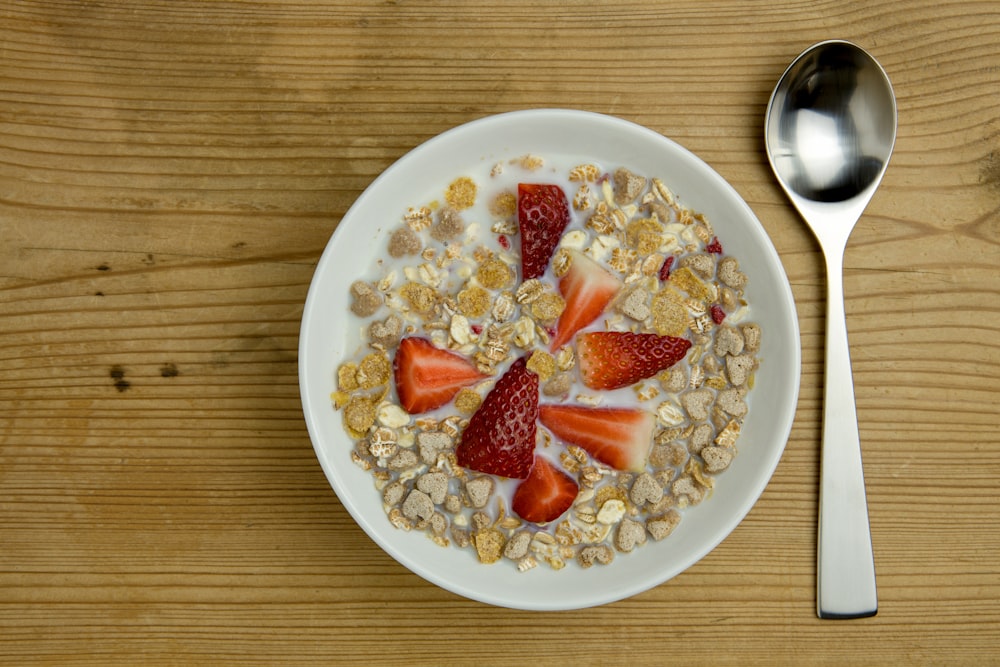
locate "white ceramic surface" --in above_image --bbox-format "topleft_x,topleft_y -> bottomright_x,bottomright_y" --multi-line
298,109 -> 801,611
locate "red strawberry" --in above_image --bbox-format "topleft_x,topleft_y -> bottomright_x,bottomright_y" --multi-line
576,331 -> 692,390
511,456 -> 579,523
538,404 -> 655,472
710,304 -> 726,324
658,255 -> 675,281
393,337 -> 487,414
549,248 -> 621,351
455,357 -> 539,479
705,236 -> 723,254
518,183 -> 571,280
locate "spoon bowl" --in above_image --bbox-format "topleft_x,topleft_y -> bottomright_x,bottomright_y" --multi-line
765,40 -> 897,620
766,41 -> 896,208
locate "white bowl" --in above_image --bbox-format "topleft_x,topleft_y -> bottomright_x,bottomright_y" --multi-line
299,109 -> 800,611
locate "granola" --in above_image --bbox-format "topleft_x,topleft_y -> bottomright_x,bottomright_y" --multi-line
332,157 -> 761,571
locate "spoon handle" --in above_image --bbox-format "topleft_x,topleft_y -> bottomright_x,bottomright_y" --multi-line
817,250 -> 878,619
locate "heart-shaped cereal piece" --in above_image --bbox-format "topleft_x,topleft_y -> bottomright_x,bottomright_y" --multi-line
614,518 -> 648,553
629,472 -> 664,507
681,388 -> 714,422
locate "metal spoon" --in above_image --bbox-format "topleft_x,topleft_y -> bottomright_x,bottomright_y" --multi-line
765,40 -> 896,619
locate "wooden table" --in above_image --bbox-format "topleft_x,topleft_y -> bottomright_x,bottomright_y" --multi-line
2,1 -> 998,664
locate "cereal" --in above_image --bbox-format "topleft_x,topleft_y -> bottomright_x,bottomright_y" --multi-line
716,418 -> 746,449
689,423 -> 714,454
542,372 -> 573,397
679,253 -> 715,279
716,387 -> 748,418
368,315 -> 403,349
614,518 -> 648,553
586,208 -> 618,236
572,185 -> 594,211
515,278 -> 545,304
491,291 -> 516,323
383,481 -> 406,507
416,471 -> 449,504
740,322 -> 762,352
332,156 -> 762,573
456,284 -> 491,318
514,154 -> 544,170
453,388 -> 482,414
714,325 -> 745,357
490,191 -> 517,218
476,258 -> 514,290
718,256 -> 747,290
357,353 -> 391,389
681,389 -> 714,422
617,287 -> 651,322
504,530 -> 532,560
388,226 -> 422,257
569,163 -> 601,182
344,394 -> 378,436
646,510 -> 681,541
596,499 -> 627,525
701,446 -> 735,473
368,428 -> 398,459
671,475 -> 707,507
431,206 -> 465,241
474,527 -> 506,564
656,400 -> 686,427
464,476 -> 494,509
350,280 -> 382,317
337,363 -> 360,392
651,288 -> 688,336
417,431 -> 451,465
629,472 -> 664,507
625,217 -> 663,250
404,206 -> 433,231
613,167 -> 646,205
400,282 -> 436,313
670,267 -> 713,301
529,293 -> 565,323
726,354 -> 755,386
449,313 -> 473,346
402,489 -> 436,522
445,177 -> 477,210
388,449 -> 419,471
526,350 -> 556,381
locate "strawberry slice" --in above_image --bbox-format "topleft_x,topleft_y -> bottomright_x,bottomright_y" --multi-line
518,183 -> 571,280
511,456 -> 579,523
550,248 -> 622,350
455,357 -> 539,479
576,331 -> 691,390
538,404 -> 655,472
393,337 -> 487,414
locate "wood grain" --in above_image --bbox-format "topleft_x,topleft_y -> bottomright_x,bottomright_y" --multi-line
2,0 -> 998,664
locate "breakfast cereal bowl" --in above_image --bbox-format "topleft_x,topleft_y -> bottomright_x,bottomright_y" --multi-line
299,109 -> 800,611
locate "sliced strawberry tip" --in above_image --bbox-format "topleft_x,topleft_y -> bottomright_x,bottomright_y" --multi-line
511,455 -> 579,524
539,404 -> 655,472
393,337 -> 487,414
455,357 -> 539,479
576,331 -> 692,391
550,248 -> 621,351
